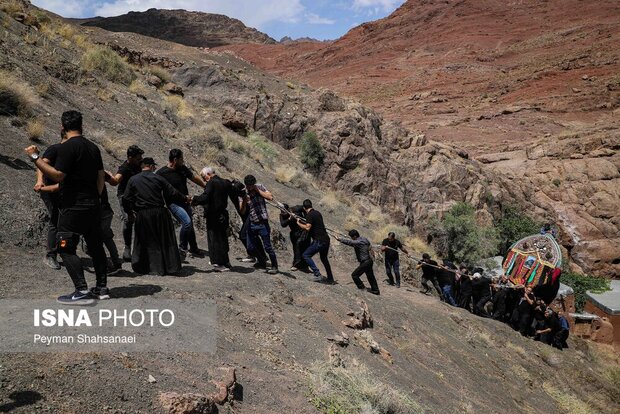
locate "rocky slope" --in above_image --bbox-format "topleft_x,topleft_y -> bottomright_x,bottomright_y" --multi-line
80,8 -> 275,48
0,2 -> 619,413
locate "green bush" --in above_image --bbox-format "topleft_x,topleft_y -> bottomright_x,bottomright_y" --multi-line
561,271 -> 610,312
496,205 -> 540,255
428,202 -> 500,264
81,47 -> 136,85
299,131 -> 325,171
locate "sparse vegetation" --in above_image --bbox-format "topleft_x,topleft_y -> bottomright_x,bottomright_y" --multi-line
275,165 -> 298,184
552,178 -> 561,187
428,202 -> 500,265
164,95 -> 194,119
542,382 -> 594,414
26,118 -> 44,141
96,88 -> 115,102
0,70 -> 39,117
147,66 -> 171,84
496,205 -> 540,255
0,0 -> 23,17
129,80 -> 149,97
561,271 -> 610,312
81,47 -> 136,85
309,363 -> 424,414
299,131 -> 325,171
248,132 -> 278,162
57,23 -> 75,41
92,130 -> 130,159
35,83 -> 50,97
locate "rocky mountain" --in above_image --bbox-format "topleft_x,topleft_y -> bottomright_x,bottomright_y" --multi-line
81,8 -> 276,48
222,0 -> 620,277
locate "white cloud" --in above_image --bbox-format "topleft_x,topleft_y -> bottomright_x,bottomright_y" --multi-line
37,0 -> 306,28
352,0 -> 403,13
306,12 -> 335,25
32,0 -> 91,18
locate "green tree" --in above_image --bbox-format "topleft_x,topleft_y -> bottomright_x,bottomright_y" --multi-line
428,202 -> 500,264
496,205 -> 540,255
299,131 -> 325,172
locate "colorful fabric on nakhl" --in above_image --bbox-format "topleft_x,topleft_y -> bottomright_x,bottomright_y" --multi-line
502,234 -> 562,287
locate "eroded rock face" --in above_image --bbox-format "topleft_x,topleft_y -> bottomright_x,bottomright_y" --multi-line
485,131 -> 620,277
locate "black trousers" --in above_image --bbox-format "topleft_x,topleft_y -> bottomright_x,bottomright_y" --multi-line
474,294 -> 492,317
458,290 -> 473,312
352,259 -> 379,291
41,193 -> 59,258
492,290 -> 508,320
422,275 -> 443,296
118,196 -> 134,248
291,231 -> 310,269
206,213 -> 230,266
57,205 -> 107,291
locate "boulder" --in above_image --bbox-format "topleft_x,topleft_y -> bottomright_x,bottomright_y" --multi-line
158,392 -> 216,414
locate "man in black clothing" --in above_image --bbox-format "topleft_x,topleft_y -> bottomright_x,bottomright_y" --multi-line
25,110 -> 108,305
192,167 -> 237,271
157,149 -> 205,257
123,158 -> 188,276
471,273 -> 492,317
298,199 -> 334,283
491,275 -> 515,321
457,265 -> 473,311
512,287 -> 536,336
381,232 -> 408,288
107,145 -> 144,261
536,308 -> 567,348
279,203 -> 310,272
33,131 -> 68,270
437,260 -> 457,306
416,253 -> 442,298
336,229 -> 379,295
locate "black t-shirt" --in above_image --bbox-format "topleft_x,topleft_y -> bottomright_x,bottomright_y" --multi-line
54,136 -> 103,208
42,143 -> 61,185
382,238 -> 403,261
156,165 -> 193,196
472,277 -> 491,298
419,259 -> 438,279
306,209 -> 329,243
116,160 -> 141,196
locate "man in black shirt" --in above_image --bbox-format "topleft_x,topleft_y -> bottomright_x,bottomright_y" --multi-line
192,166 -> 237,270
25,110 -> 108,305
457,265 -> 473,311
471,273 -> 492,317
157,149 -> 205,257
122,158 -> 188,275
381,232 -> 408,288
336,229 -> 379,295
107,145 -> 144,261
33,131 -> 68,270
280,203 -> 310,272
298,199 -> 334,284
416,253 -> 443,298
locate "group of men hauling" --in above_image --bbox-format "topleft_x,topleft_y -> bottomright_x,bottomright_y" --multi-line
416,254 -> 570,350
25,110 -> 570,350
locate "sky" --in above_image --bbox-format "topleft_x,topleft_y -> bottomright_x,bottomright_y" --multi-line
31,0 -> 406,41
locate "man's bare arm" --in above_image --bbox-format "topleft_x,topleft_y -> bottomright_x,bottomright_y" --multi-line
191,174 -> 206,188
258,187 -> 273,201
106,172 -> 123,186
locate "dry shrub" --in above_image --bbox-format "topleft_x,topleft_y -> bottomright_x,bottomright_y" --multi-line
320,191 -> 343,212
57,23 -> 75,41
147,66 -> 171,84
164,95 -> 193,119
403,235 -> 433,255
542,382 -> 593,414
26,118 -> 44,141
35,83 -> 50,97
309,362 -> 424,414
367,206 -> 387,224
0,70 -> 39,117
81,47 -> 136,85
24,31 -> 38,45
0,0 -> 24,17
343,214 -> 362,231
129,80 -> 149,97
96,88 -> 115,102
372,224 -> 410,244
91,130 -> 130,159
275,165 -> 298,184
74,34 -> 92,49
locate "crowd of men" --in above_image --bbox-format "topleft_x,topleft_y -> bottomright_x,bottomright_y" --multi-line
24,110 -> 570,350
416,253 -> 570,350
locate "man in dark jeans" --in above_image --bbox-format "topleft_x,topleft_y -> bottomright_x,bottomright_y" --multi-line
25,110 -> 108,304
106,144 -> 144,261
298,199 -> 334,283
337,230 -> 379,295
33,131 -> 68,270
381,232 -> 408,287
240,175 -> 279,274
157,149 -> 205,257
